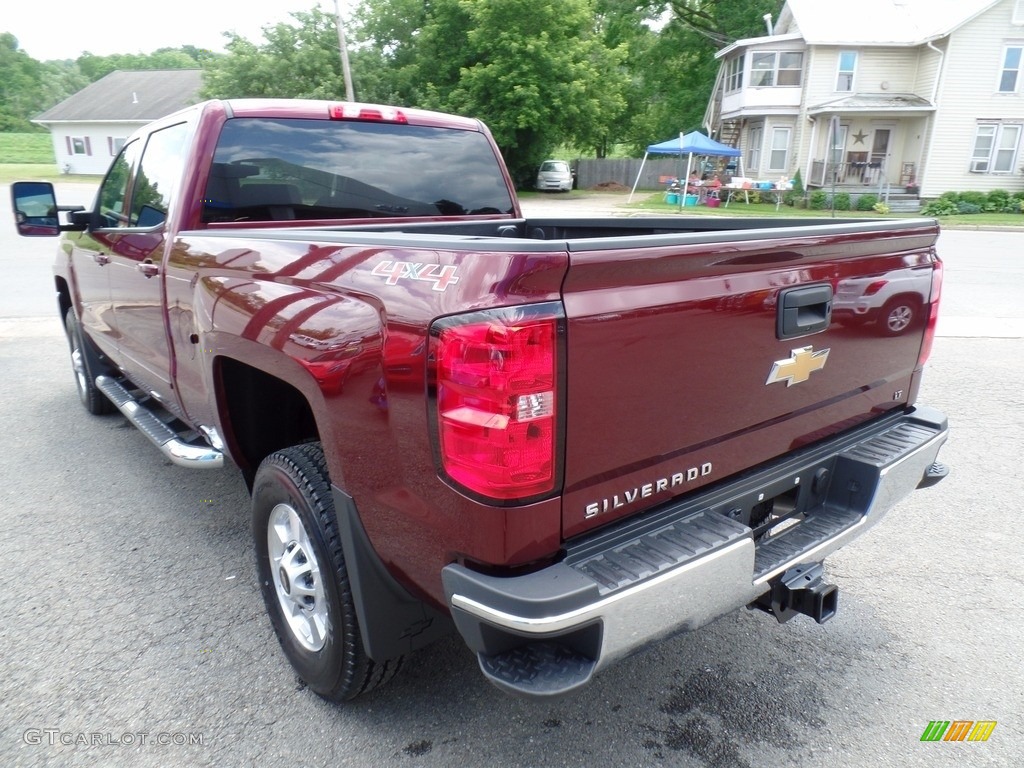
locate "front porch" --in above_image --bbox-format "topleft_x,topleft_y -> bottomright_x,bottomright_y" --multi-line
807,157 -> 920,211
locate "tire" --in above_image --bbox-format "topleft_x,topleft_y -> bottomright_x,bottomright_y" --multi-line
878,296 -> 919,336
64,310 -> 115,415
252,442 -> 402,701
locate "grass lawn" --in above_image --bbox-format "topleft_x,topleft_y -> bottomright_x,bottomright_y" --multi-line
0,133 -> 55,164
628,192 -> 1024,228
0,164 -> 98,184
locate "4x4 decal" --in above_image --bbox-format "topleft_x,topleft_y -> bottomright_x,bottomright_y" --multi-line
371,261 -> 460,292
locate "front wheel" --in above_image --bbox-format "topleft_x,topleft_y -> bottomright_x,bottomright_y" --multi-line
252,442 -> 402,701
64,310 -> 114,414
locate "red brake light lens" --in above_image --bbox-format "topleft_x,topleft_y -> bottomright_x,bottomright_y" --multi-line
329,104 -> 408,123
863,280 -> 888,296
430,305 -> 563,502
918,259 -> 943,367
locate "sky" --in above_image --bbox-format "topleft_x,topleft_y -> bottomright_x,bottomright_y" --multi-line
4,0 -> 338,61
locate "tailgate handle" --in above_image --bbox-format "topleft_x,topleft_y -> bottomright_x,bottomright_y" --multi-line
777,284 -> 832,339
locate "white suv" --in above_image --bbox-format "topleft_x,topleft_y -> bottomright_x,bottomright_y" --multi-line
833,266 -> 932,336
535,160 -> 574,192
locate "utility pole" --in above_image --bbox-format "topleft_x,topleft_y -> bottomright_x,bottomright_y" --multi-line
334,0 -> 355,101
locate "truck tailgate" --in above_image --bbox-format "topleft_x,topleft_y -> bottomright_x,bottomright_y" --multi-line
559,222 -> 939,538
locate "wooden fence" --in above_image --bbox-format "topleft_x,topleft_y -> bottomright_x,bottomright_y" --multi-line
574,157 -> 698,191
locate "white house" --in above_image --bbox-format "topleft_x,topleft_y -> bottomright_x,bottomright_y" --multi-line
34,69 -> 203,175
703,0 -> 1024,201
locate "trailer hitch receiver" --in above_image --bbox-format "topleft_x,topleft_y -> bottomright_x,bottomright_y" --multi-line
755,563 -> 838,624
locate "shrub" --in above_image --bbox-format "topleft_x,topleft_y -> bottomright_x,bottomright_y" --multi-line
832,192 -> 852,211
808,190 -> 829,210
790,168 -> 804,194
987,188 -> 1010,207
956,201 -> 982,214
939,190 -> 959,203
873,202 -> 891,215
957,190 -> 987,207
985,189 -> 1011,212
921,199 -> 958,216
855,194 -> 878,211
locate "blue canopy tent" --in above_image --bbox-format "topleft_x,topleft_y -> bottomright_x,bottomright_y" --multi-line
628,131 -> 743,203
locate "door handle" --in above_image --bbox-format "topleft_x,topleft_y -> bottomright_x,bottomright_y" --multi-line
93,253 -> 110,266
137,261 -> 159,278
777,284 -> 832,339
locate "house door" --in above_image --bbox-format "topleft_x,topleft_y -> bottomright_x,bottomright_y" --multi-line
868,128 -> 891,183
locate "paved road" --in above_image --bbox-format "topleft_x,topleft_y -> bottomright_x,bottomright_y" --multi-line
1,186 -> 1021,766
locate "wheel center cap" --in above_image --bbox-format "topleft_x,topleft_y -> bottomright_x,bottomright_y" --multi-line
278,566 -> 291,595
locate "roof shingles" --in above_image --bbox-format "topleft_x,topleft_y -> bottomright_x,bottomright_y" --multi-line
34,69 -> 203,123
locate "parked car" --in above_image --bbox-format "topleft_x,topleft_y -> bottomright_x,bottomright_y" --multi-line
535,159 -> 574,192
832,266 -> 932,336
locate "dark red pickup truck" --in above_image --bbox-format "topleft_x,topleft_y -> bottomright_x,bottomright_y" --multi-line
12,99 -> 948,701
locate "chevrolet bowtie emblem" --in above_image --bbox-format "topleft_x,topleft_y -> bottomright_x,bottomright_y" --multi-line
766,346 -> 830,387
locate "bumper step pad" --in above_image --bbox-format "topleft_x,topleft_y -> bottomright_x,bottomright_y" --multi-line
478,643 -> 596,698
570,512 -> 749,595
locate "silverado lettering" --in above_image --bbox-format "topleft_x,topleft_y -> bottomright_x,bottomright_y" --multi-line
585,463 -> 714,518
11,98 -> 949,703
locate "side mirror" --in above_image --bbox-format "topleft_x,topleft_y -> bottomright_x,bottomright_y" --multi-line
10,181 -> 88,236
11,181 -> 60,236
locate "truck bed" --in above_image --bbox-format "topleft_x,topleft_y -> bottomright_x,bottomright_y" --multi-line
177,215 -> 940,542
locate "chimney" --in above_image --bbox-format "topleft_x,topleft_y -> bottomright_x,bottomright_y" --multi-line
764,13 -> 774,36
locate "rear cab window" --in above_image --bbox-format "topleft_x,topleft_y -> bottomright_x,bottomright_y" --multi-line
202,118 -> 515,223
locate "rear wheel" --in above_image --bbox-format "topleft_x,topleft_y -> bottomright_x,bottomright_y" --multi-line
252,442 -> 402,701
878,296 -> 919,336
64,310 -> 114,415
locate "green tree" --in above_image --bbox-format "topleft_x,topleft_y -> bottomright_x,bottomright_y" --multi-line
200,8 -> 348,100
38,60 -> 88,112
618,0 -> 785,151
77,48 -> 207,82
355,0 -> 628,183
0,33 -> 45,131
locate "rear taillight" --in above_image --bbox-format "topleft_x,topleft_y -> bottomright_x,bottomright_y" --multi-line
429,304 -> 563,502
918,259 -> 943,367
863,280 -> 888,296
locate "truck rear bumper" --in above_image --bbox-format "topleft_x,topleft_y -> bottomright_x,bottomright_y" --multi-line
442,406 -> 948,698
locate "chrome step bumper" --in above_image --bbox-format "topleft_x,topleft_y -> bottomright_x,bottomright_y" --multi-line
442,406 -> 948,698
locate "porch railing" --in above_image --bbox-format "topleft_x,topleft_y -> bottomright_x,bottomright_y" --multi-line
809,157 -> 889,199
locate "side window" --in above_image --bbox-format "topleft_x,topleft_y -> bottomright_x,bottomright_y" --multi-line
836,51 -> 857,92
130,122 -> 189,228
97,140 -> 142,228
999,46 -> 1023,92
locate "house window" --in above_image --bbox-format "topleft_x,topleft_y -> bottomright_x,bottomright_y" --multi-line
108,137 -> 126,156
971,123 -> 1021,172
778,53 -> 803,86
836,51 -> 857,92
999,46 -> 1023,92
67,137 -> 92,156
750,51 -> 803,87
768,127 -> 791,172
725,55 -> 744,92
748,125 -> 763,171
